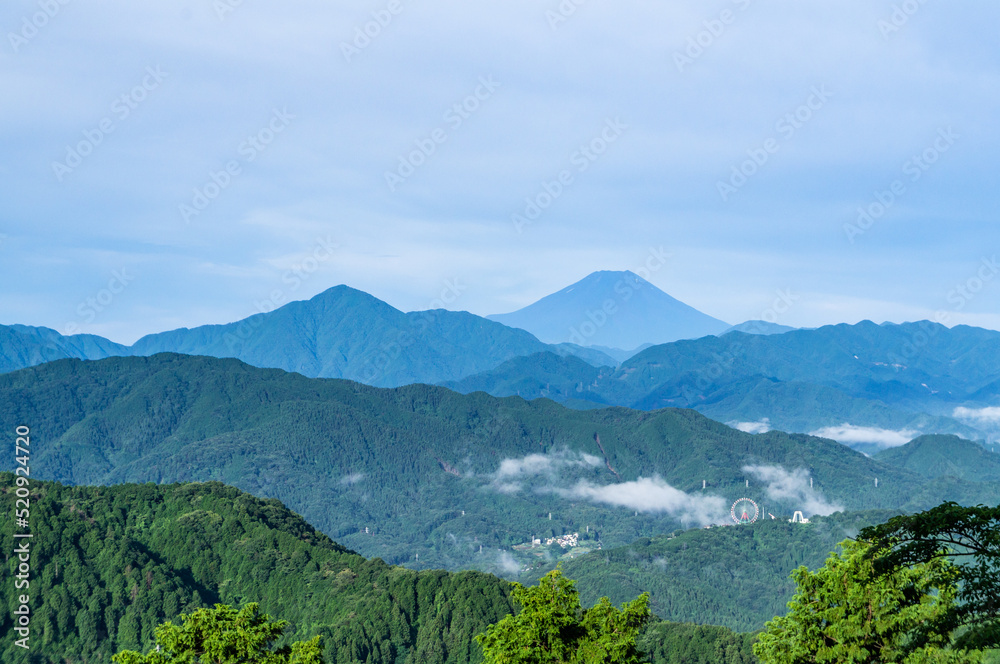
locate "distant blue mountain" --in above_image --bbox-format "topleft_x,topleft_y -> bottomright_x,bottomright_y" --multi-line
0,324 -> 129,373
722,320 -> 796,336
0,286 -> 617,387
443,321 -> 1000,443
487,270 -> 730,350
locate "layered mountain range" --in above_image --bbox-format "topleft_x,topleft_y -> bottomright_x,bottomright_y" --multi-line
4,273 -> 1000,446
5,274 -> 1000,661
3,354 -> 999,575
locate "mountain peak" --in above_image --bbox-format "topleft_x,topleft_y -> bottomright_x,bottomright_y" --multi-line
488,271 -> 729,350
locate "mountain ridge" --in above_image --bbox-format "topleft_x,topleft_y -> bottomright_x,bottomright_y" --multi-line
1,285 -> 615,386
5,353 -> 1000,574
445,320 -> 1000,445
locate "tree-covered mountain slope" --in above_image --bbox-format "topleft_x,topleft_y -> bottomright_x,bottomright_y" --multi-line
129,285 -> 559,387
874,434 -> 1000,481
522,511 -> 897,633
441,351 -> 615,406
0,474 -> 514,664
4,354 -> 1000,574
445,321 -> 1000,443
1,286 -> 620,386
0,474 -> 765,664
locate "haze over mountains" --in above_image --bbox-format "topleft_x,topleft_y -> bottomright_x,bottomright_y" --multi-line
0,285 -> 618,386
1,270 -> 728,378
4,274 -> 1000,448
6,275 -> 1000,660
445,321 -> 1000,448
488,270 -> 730,349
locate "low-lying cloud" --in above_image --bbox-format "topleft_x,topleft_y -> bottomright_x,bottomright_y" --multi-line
490,453 -> 741,526
731,418 -> 771,434
495,550 -> 521,576
954,406 -> 1000,425
743,464 -> 841,517
492,450 -> 602,493
496,451 -> 602,478
558,477 -> 728,527
809,423 -> 918,448
339,472 -> 365,485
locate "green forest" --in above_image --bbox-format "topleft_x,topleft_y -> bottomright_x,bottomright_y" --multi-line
0,474 -> 756,663
524,511 -> 899,631
4,354 -> 1000,573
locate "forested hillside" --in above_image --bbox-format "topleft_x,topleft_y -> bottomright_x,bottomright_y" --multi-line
874,434 -> 1000,481
0,475 -> 761,663
4,354 -> 1000,573
524,511 -> 897,632
0,474 -> 514,663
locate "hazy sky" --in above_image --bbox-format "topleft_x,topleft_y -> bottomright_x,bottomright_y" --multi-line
3,1 -> 999,344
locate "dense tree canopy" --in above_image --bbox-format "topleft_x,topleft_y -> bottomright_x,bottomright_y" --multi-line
859,501 -> 1000,650
475,568 -> 651,664
8,353 -> 1000,576
0,473 -> 514,663
111,603 -> 324,663
754,539 -> 979,664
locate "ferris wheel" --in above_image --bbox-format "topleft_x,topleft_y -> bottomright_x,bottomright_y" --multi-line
731,498 -> 760,524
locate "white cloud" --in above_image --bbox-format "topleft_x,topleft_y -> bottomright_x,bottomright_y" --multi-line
496,451 -> 602,479
953,406 -> 1000,425
339,472 -> 365,485
809,424 -> 919,448
495,550 -> 521,576
743,464 -> 842,517
492,450 -> 602,492
496,453 -> 554,478
559,476 -> 728,527
731,418 -> 771,434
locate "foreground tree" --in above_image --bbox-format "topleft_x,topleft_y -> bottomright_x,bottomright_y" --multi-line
475,568 -> 652,664
754,539 -> 980,664
111,603 -> 324,664
859,501 -> 1000,650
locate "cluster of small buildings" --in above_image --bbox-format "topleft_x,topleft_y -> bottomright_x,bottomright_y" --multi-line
531,532 -> 580,548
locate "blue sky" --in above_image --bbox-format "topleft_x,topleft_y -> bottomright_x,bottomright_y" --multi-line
2,1 -> 999,344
